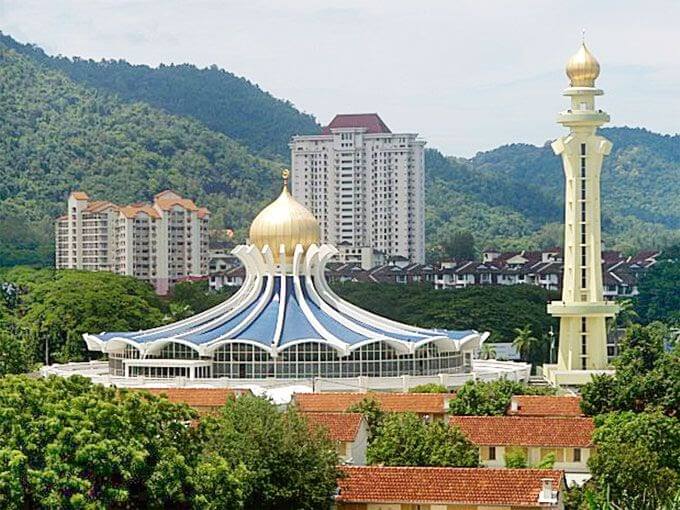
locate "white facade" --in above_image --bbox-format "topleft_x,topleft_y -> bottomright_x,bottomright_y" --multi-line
290,114 -> 426,263
56,190 -> 210,294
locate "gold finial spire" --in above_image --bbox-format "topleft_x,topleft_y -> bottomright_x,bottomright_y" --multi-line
249,168 -> 320,258
566,39 -> 600,87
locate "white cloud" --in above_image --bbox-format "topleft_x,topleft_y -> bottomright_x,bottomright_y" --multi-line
1,0 -> 678,156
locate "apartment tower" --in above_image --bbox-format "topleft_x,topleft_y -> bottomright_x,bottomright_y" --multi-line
56,190 -> 209,294
290,114 -> 426,263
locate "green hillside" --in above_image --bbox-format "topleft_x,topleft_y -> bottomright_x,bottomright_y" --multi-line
1,32 -> 678,267
426,127 -> 680,255
0,32 -> 321,160
0,42 -> 283,266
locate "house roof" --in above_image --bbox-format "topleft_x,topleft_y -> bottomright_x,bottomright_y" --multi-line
140,388 -> 249,407
322,113 -> 391,134
85,200 -> 118,213
294,392 -> 447,414
508,396 -> 583,417
336,466 -> 562,506
304,412 -> 364,442
119,205 -> 161,219
70,191 -> 90,200
450,416 -> 594,447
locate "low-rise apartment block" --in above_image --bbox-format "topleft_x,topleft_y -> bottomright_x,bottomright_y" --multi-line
335,466 -> 564,509
450,415 -> 594,485
56,190 -> 210,294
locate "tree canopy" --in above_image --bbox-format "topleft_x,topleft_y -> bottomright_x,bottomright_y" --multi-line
333,282 -> 558,343
366,412 -> 479,468
448,379 -> 555,416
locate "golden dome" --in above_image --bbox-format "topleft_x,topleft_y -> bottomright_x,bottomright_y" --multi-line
249,170 -> 320,258
566,43 -> 600,87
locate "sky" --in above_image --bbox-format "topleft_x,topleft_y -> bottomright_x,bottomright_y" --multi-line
1,0 -> 679,157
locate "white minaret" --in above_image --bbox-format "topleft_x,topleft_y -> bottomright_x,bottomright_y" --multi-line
546,41 -> 619,383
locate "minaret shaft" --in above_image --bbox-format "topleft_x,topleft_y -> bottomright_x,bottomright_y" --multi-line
547,57 -> 618,372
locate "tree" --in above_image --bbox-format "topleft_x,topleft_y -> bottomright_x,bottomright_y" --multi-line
17,270 -> 165,363
440,230 -> 476,261
480,343 -> 497,360
347,396 -> 385,441
199,395 -> 340,510
512,325 -> 539,363
0,330 -> 31,376
0,375 -> 232,508
408,383 -> 449,393
580,323 -> 678,417
367,412 -> 478,467
635,251 -> 680,326
504,447 -> 528,468
587,411 -> 680,505
169,280 -> 238,315
449,380 -> 555,416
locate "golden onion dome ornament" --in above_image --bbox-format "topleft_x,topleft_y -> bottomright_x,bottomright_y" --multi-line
566,41 -> 600,87
249,169 -> 320,259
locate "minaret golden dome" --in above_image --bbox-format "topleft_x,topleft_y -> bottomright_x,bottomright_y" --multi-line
566,43 -> 600,87
249,169 -> 320,258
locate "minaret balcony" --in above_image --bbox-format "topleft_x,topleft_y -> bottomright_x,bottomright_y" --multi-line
557,110 -> 609,127
548,300 -> 619,317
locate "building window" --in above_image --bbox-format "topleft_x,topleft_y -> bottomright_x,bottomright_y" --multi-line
489,446 -> 496,460
573,448 -> 582,462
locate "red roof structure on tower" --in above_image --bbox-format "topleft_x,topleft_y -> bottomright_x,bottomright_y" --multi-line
322,113 -> 392,134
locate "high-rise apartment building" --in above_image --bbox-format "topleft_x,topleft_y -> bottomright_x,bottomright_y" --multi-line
56,190 -> 210,294
290,114 -> 426,263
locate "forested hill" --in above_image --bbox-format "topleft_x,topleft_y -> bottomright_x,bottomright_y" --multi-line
426,127 -> 680,256
0,32 -> 321,160
0,41 -> 283,266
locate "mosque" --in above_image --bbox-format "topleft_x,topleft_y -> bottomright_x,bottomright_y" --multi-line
83,171 -> 489,381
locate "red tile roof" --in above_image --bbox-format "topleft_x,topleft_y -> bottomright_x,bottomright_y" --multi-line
70,191 -> 90,200
450,416 -> 594,447
337,466 -> 562,506
304,412 -> 364,442
141,388 -> 250,408
508,396 -> 584,417
294,392 -> 447,414
322,113 -> 391,134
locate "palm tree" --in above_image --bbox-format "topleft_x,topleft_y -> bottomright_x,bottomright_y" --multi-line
480,343 -> 497,360
512,325 -> 539,363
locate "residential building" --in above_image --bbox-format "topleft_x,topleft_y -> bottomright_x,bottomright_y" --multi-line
507,395 -> 584,417
304,412 -> 368,465
290,113 -> 426,263
55,190 -> 210,294
450,416 -> 594,482
335,466 -> 564,509
293,392 -> 451,419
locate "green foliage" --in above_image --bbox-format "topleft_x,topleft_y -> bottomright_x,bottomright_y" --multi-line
0,375 -> 208,508
408,383 -> 449,393
580,322 -> 678,417
0,41 -> 283,266
449,379 -> 555,416
200,395 -> 339,510
438,229 -> 476,260
333,282 -> 558,343
512,325 -> 540,363
588,411 -> 680,504
503,447 -> 528,468
535,452 -> 556,469
16,270 -> 165,363
346,396 -> 385,441
635,251 -> 680,326
0,32 -> 320,161
0,329 -> 30,376
367,412 -> 479,467
169,280 -> 238,315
